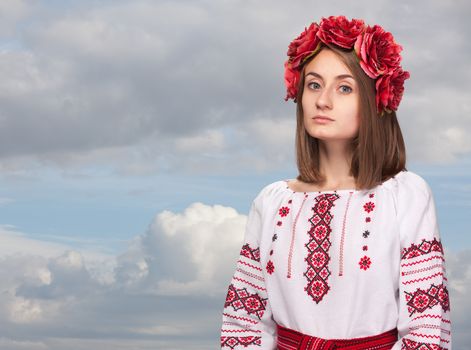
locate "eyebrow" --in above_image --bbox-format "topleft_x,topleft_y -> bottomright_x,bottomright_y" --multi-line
305,72 -> 354,80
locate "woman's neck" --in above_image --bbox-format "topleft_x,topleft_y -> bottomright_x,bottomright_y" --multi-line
317,140 -> 355,188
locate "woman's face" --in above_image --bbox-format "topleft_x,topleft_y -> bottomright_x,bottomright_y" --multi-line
301,48 -> 360,143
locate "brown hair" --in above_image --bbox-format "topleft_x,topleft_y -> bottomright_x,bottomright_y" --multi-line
295,44 -> 406,190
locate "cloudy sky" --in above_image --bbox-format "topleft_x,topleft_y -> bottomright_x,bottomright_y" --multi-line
0,0 -> 470,349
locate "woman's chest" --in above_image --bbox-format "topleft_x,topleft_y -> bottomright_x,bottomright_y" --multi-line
260,190 -> 400,288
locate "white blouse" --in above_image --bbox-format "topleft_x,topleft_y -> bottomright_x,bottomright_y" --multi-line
220,170 -> 452,349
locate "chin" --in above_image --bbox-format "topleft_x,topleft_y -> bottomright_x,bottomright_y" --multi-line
306,129 -> 334,140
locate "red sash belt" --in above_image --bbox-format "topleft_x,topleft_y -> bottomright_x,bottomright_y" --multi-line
276,324 -> 398,350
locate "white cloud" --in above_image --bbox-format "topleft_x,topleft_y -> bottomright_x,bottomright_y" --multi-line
0,201 -> 247,348
0,0 -> 466,175
0,225 -> 70,258
0,337 -> 48,350
0,202 -> 470,348
9,298 -> 43,323
444,247 -> 471,346
0,0 -> 31,38
175,129 -> 226,154
115,202 -> 246,295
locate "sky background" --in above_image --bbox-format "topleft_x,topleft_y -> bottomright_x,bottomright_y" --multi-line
0,0 -> 470,349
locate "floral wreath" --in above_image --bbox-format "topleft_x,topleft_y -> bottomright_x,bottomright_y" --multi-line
284,15 -> 410,116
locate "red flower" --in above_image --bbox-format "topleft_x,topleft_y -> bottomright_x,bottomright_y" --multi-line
284,63 -> 300,101
266,260 -> 275,274
354,25 -> 403,79
277,221 -> 282,226
359,256 -> 372,270
318,16 -> 365,49
279,206 -> 290,217
363,245 -> 368,251
284,17 -> 410,114
369,193 -> 375,198
365,217 -> 371,223
375,67 -> 410,114
287,22 -> 321,70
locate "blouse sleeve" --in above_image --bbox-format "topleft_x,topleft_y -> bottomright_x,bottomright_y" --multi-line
220,189 -> 277,349
392,173 -> 452,349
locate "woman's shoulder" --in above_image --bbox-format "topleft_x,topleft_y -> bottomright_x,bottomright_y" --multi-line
381,170 -> 435,215
255,180 -> 289,199
382,169 -> 432,196
250,180 -> 290,211
251,171 -> 434,205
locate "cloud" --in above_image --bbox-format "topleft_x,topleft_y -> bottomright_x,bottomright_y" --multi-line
444,247 -> 471,347
0,0 -> 31,38
0,202 -> 247,348
0,202 -> 470,348
0,197 -> 14,205
0,0 -> 467,176
115,202 -> 247,295
0,225 -> 72,257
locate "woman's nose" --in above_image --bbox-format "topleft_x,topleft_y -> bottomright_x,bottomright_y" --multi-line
316,87 -> 333,110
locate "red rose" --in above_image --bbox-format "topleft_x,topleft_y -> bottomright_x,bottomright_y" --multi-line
376,67 -> 410,114
287,22 -> 321,70
284,62 -> 300,101
354,25 -> 403,79
317,15 -> 365,49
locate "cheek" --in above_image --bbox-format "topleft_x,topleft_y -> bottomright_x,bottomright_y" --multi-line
348,112 -> 361,136
301,95 -> 310,114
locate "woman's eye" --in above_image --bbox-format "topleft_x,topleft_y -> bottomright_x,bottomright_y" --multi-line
340,85 -> 352,93
307,82 -> 321,90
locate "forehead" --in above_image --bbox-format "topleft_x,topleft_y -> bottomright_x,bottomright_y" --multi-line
304,49 -> 352,76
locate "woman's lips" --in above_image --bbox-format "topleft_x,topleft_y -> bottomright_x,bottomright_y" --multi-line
313,115 -> 334,124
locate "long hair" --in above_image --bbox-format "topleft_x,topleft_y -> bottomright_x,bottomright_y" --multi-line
295,44 -> 406,190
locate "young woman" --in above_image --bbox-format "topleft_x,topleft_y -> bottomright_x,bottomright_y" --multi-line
220,16 -> 451,349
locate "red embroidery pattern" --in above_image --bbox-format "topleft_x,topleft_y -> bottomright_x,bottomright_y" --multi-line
222,312 -> 257,325
359,192 -> 375,270
240,244 -> 260,262
401,238 -> 444,260
225,284 -> 268,320
404,283 -> 450,317
359,255 -> 372,270
287,193 -> 308,278
279,206 -> 290,217
401,255 -> 445,268
270,197 -> 295,279
409,324 -> 450,335
266,260 -> 275,275
412,314 -> 451,324
402,263 -> 443,276
338,191 -> 354,276
222,240 -> 269,348
236,268 -> 265,282
363,201 -> 375,213
304,193 -> 339,303
401,338 -> 448,350
221,336 -> 262,349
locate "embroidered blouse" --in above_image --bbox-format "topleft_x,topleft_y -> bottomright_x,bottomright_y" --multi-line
220,170 -> 452,349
